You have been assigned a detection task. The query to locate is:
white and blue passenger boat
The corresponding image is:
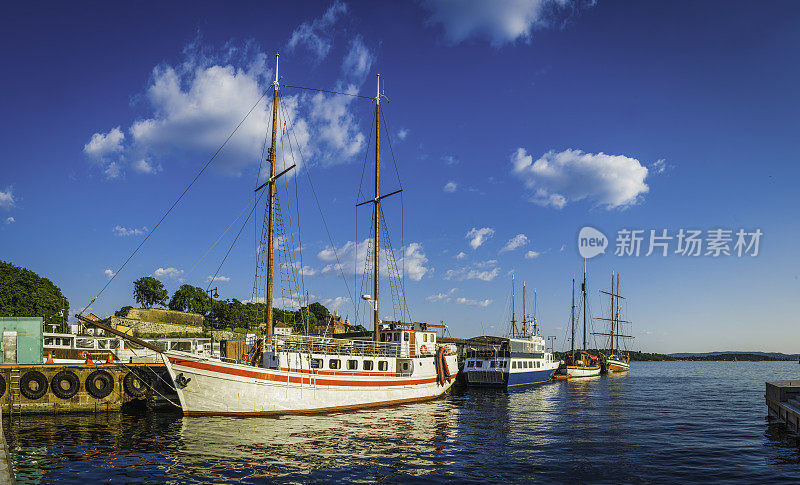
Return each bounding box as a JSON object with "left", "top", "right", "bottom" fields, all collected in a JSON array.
[{"left": 462, "top": 278, "right": 559, "bottom": 387}]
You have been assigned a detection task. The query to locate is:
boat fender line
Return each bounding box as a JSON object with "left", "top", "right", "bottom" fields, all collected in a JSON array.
[
  {"left": 85, "top": 369, "right": 114, "bottom": 399},
  {"left": 20, "top": 370, "right": 49, "bottom": 400},
  {"left": 0, "top": 374, "right": 6, "bottom": 398},
  {"left": 440, "top": 347, "right": 452, "bottom": 383},
  {"left": 50, "top": 370, "right": 80, "bottom": 399},
  {"left": 123, "top": 371, "right": 147, "bottom": 398},
  {"left": 420, "top": 345, "right": 428, "bottom": 355}
]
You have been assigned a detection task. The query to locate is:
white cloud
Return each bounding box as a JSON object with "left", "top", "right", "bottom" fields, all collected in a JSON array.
[
  {"left": 104, "top": 162, "right": 122, "bottom": 179},
  {"left": 443, "top": 181, "right": 458, "bottom": 193},
  {"left": 559, "top": 244, "right": 566, "bottom": 252},
  {"left": 318, "top": 239, "right": 430, "bottom": 281},
  {"left": 652, "top": 158, "right": 667, "bottom": 174},
  {"left": 84, "top": 127, "right": 124, "bottom": 160},
  {"left": 525, "top": 250, "right": 540, "bottom": 259},
  {"left": 445, "top": 260, "right": 500, "bottom": 282},
  {"left": 442, "top": 155, "right": 459, "bottom": 166},
  {"left": 341, "top": 36, "right": 374, "bottom": 80},
  {"left": 500, "top": 233, "right": 528, "bottom": 252},
  {"left": 113, "top": 225, "right": 147, "bottom": 237},
  {"left": 282, "top": 261, "right": 318, "bottom": 277},
  {"left": 4, "top": 216, "right": 14, "bottom": 224},
  {"left": 455, "top": 297, "right": 492, "bottom": 307},
  {"left": 397, "top": 128, "right": 409, "bottom": 140},
  {"left": 132, "top": 159, "right": 159, "bottom": 174},
  {"left": 466, "top": 227, "right": 495, "bottom": 250},
  {"left": 426, "top": 288, "right": 457, "bottom": 303},
  {"left": 511, "top": 148, "right": 650, "bottom": 209},
  {"left": 421, "top": 0, "right": 583, "bottom": 47},
  {"left": 322, "top": 296, "right": 350, "bottom": 311},
  {"left": 455, "top": 251, "right": 467, "bottom": 260},
  {"left": 104, "top": 269, "right": 115, "bottom": 280},
  {"left": 152, "top": 267, "right": 183, "bottom": 279},
  {"left": 0, "top": 187, "right": 13, "bottom": 209},
  {"left": 287, "top": 0, "right": 348, "bottom": 61},
  {"left": 207, "top": 275, "right": 231, "bottom": 283}
]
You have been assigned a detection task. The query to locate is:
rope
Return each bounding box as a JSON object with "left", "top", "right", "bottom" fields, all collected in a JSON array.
[
  {"left": 281, "top": 83, "right": 373, "bottom": 99},
  {"left": 78, "top": 85, "right": 272, "bottom": 317}
]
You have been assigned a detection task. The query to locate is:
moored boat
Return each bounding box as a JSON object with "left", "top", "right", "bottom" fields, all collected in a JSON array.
[
  {"left": 595, "top": 272, "right": 633, "bottom": 373},
  {"left": 557, "top": 260, "right": 601, "bottom": 378}
]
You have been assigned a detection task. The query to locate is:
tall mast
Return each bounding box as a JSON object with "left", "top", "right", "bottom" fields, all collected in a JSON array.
[
  {"left": 571, "top": 278, "right": 575, "bottom": 357},
  {"left": 522, "top": 281, "right": 526, "bottom": 336},
  {"left": 533, "top": 290, "right": 538, "bottom": 336},
  {"left": 610, "top": 272, "right": 615, "bottom": 354},
  {"left": 265, "top": 53, "right": 280, "bottom": 343},
  {"left": 616, "top": 272, "right": 620, "bottom": 353},
  {"left": 511, "top": 276, "right": 517, "bottom": 337},
  {"left": 372, "top": 73, "right": 381, "bottom": 342},
  {"left": 582, "top": 258, "right": 587, "bottom": 351}
]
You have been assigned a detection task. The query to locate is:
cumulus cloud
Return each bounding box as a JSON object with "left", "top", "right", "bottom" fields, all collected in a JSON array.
[
  {"left": 445, "top": 260, "right": 500, "bottom": 282},
  {"left": 525, "top": 250, "right": 540, "bottom": 259},
  {"left": 318, "top": 239, "right": 430, "bottom": 281},
  {"left": 466, "top": 227, "right": 495, "bottom": 250},
  {"left": 420, "top": 0, "right": 586, "bottom": 47},
  {"left": 443, "top": 181, "right": 458, "bottom": 193},
  {"left": 500, "top": 233, "right": 528, "bottom": 252},
  {"left": 5, "top": 217, "right": 14, "bottom": 225},
  {"left": 85, "top": 12, "right": 372, "bottom": 178},
  {"left": 0, "top": 187, "right": 13, "bottom": 209},
  {"left": 207, "top": 275, "right": 231, "bottom": 283},
  {"left": 397, "top": 128, "right": 409, "bottom": 140},
  {"left": 426, "top": 288, "right": 457, "bottom": 303},
  {"left": 152, "top": 267, "right": 183, "bottom": 279},
  {"left": 84, "top": 127, "right": 124, "bottom": 160},
  {"left": 113, "top": 225, "right": 147, "bottom": 237},
  {"left": 511, "top": 148, "right": 650, "bottom": 209},
  {"left": 104, "top": 269, "right": 115, "bottom": 280},
  {"left": 652, "top": 158, "right": 667, "bottom": 174},
  {"left": 455, "top": 251, "right": 467, "bottom": 260},
  {"left": 455, "top": 297, "right": 492, "bottom": 307},
  {"left": 282, "top": 261, "right": 318, "bottom": 277},
  {"left": 287, "top": 0, "right": 348, "bottom": 61},
  {"left": 322, "top": 296, "right": 350, "bottom": 311}
]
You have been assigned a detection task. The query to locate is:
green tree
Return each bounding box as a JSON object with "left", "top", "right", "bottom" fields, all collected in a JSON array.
[
  {"left": 169, "top": 285, "right": 212, "bottom": 315},
  {"left": 0, "top": 260, "right": 70, "bottom": 331},
  {"left": 309, "top": 302, "right": 331, "bottom": 322},
  {"left": 132, "top": 276, "right": 168, "bottom": 309},
  {"left": 115, "top": 306, "right": 133, "bottom": 317}
]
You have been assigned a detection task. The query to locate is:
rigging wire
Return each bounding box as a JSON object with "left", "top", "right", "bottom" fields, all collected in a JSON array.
[
  {"left": 78, "top": 86, "right": 272, "bottom": 316},
  {"left": 281, "top": 83, "right": 373, "bottom": 99}
]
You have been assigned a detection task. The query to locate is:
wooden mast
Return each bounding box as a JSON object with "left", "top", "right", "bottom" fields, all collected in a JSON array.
[
  {"left": 611, "top": 272, "right": 615, "bottom": 355},
  {"left": 582, "top": 258, "right": 587, "bottom": 351},
  {"left": 571, "top": 278, "right": 575, "bottom": 358},
  {"left": 372, "top": 74, "right": 381, "bottom": 342},
  {"left": 616, "top": 272, "right": 620, "bottom": 354},
  {"left": 511, "top": 275, "right": 517, "bottom": 338},
  {"left": 265, "top": 53, "right": 280, "bottom": 343},
  {"left": 522, "top": 281, "right": 526, "bottom": 336},
  {"left": 533, "top": 289, "right": 538, "bottom": 336},
  {"left": 305, "top": 289, "right": 310, "bottom": 336}
]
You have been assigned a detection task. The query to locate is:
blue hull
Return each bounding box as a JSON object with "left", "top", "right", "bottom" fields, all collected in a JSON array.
[{"left": 463, "top": 367, "right": 557, "bottom": 388}]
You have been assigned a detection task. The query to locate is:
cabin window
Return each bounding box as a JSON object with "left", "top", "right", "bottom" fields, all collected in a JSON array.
[
  {"left": 363, "top": 360, "right": 374, "bottom": 371},
  {"left": 423, "top": 334, "right": 427, "bottom": 342},
  {"left": 347, "top": 360, "right": 358, "bottom": 370},
  {"left": 467, "top": 361, "right": 475, "bottom": 368},
  {"left": 512, "top": 361, "right": 517, "bottom": 369},
  {"left": 310, "top": 359, "right": 323, "bottom": 369},
  {"left": 475, "top": 361, "right": 483, "bottom": 368},
  {"left": 329, "top": 359, "right": 340, "bottom": 370},
  {"left": 490, "top": 361, "right": 497, "bottom": 368},
  {"left": 402, "top": 362, "right": 409, "bottom": 371},
  {"left": 378, "top": 361, "right": 388, "bottom": 371},
  {"left": 395, "top": 333, "right": 400, "bottom": 342},
  {"left": 404, "top": 332, "right": 410, "bottom": 342}
]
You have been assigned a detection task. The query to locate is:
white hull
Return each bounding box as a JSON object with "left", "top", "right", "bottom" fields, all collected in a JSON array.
[
  {"left": 163, "top": 351, "right": 457, "bottom": 415},
  {"left": 557, "top": 365, "right": 601, "bottom": 378}
]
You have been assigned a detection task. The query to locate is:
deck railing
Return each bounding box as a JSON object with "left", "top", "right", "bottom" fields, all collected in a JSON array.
[{"left": 269, "top": 334, "right": 400, "bottom": 358}]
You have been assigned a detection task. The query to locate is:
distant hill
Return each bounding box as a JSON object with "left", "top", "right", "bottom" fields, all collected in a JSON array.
[{"left": 668, "top": 351, "right": 798, "bottom": 361}]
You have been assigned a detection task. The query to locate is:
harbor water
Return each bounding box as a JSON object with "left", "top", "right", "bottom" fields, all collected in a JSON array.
[{"left": 6, "top": 361, "right": 800, "bottom": 483}]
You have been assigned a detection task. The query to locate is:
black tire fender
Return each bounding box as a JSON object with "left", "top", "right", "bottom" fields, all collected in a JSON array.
[
  {"left": 0, "top": 374, "right": 6, "bottom": 398},
  {"left": 50, "top": 370, "right": 80, "bottom": 399},
  {"left": 123, "top": 371, "right": 146, "bottom": 398},
  {"left": 85, "top": 369, "right": 114, "bottom": 399},
  {"left": 20, "top": 370, "right": 48, "bottom": 400}
]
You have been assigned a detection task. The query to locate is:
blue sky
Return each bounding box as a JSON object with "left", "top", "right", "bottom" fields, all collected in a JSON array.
[{"left": 1, "top": 1, "right": 798, "bottom": 353}]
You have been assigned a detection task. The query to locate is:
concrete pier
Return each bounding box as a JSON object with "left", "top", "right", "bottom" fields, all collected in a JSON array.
[{"left": 766, "top": 380, "right": 800, "bottom": 432}]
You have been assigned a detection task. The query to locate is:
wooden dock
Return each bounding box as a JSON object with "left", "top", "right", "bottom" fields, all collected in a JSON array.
[{"left": 766, "top": 380, "right": 800, "bottom": 432}]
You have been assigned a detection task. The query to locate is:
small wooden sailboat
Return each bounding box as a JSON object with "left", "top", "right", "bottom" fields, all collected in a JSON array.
[
  {"left": 557, "top": 260, "right": 601, "bottom": 378},
  {"left": 595, "top": 273, "right": 633, "bottom": 372},
  {"left": 463, "top": 276, "right": 559, "bottom": 387}
]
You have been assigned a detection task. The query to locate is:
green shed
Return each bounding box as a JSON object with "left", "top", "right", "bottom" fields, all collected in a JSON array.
[{"left": 0, "top": 317, "right": 44, "bottom": 364}]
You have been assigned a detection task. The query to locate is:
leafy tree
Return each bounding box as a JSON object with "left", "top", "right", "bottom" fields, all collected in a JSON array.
[
  {"left": 0, "top": 260, "right": 69, "bottom": 331},
  {"left": 115, "top": 306, "right": 133, "bottom": 317},
  {"left": 169, "top": 285, "right": 212, "bottom": 315},
  {"left": 132, "top": 276, "right": 168, "bottom": 309},
  {"left": 309, "top": 302, "right": 331, "bottom": 322}
]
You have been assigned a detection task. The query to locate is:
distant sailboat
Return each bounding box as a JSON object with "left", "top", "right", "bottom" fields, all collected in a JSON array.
[
  {"left": 557, "top": 260, "right": 601, "bottom": 378},
  {"left": 595, "top": 272, "right": 633, "bottom": 373}
]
